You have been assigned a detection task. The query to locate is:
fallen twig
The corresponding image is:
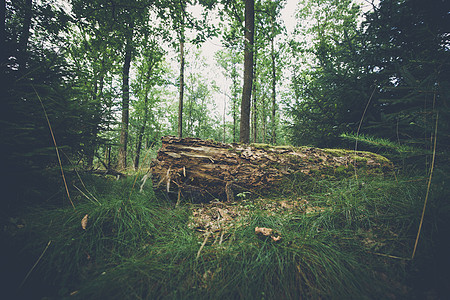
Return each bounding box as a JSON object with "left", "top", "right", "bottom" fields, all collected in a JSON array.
[
  {"left": 20, "top": 241, "right": 52, "bottom": 288},
  {"left": 196, "top": 231, "right": 211, "bottom": 260}
]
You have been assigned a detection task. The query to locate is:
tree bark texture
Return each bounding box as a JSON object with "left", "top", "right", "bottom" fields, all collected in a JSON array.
[
  {"left": 232, "top": 68, "right": 238, "bottom": 143},
  {"left": 134, "top": 96, "right": 148, "bottom": 170},
  {"left": 240, "top": 0, "right": 255, "bottom": 144},
  {"left": 178, "top": 25, "right": 185, "bottom": 138},
  {"left": 150, "top": 136, "right": 394, "bottom": 201},
  {"left": 252, "top": 47, "right": 258, "bottom": 143},
  {"left": 271, "top": 38, "right": 276, "bottom": 145},
  {"left": 118, "top": 34, "right": 132, "bottom": 170},
  {"left": 134, "top": 61, "right": 154, "bottom": 170}
]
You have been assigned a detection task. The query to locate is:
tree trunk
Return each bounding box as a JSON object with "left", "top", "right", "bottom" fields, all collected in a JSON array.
[
  {"left": 231, "top": 64, "right": 238, "bottom": 143},
  {"left": 188, "top": 79, "right": 193, "bottom": 136},
  {"left": 239, "top": 0, "right": 255, "bottom": 144},
  {"left": 134, "top": 96, "right": 148, "bottom": 170},
  {"left": 134, "top": 59, "right": 155, "bottom": 170},
  {"left": 262, "top": 95, "right": 267, "bottom": 143},
  {"left": 251, "top": 48, "right": 258, "bottom": 143},
  {"left": 118, "top": 33, "right": 133, "bottom": 170},
  {"left": 178, "top": 30, "right": 185, "bottom": 138},
  {"left": 271, "top": 38, "right": 277, "bottom": 145},
  {"left": 150, "top": 136, "right": 393, "bottom": 201},
  {"left": 223, "top": 93, "right": 226, "bottom": 143}
]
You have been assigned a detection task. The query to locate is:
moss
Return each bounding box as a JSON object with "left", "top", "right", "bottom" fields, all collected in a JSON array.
[
  {"left": 323, "top": 148, "right": 391, "bottom": 164},
  {"left": 251, "top": 143, "right": 271, "bottom": 150},
  {"left": 351, "top": 156, "right": 369, "bottom": 163},
  {"left": 273, "top": 145, "right": 294, "bottom": 150},
  {"left": 335, "top": 165, "right": 347, "bottom": 174},
  {"left": 323, "top": 148, "right": 353, "bottom": 157}
]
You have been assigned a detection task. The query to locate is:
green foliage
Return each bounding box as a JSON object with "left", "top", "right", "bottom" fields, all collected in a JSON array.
[
  {"left": 12, "top": 171, "right": 443, "bottom": 299},
  {"left": 2, "top": 0, "right": 449, "bottom": 298},
  {"left": 340, "top": 133, "right": 433, "bottom": 163},
  {"left": 22, "top": 176, "right": 163, "bottom": 288},
  {"left": 287, "top": 0, "right": 370, "bottom": 147},
  {"left": 286, "top": 0, "right": 449, "bottom": 155}
]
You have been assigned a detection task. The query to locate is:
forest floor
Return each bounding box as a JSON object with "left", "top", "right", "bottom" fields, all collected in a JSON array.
[{"left": 2, "top": 167, "right": 448, "bottom": 300}]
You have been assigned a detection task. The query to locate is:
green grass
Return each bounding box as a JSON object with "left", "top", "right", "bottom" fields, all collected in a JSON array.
[{"left": 11, "top": 171, "right": 442, "bottom": 299}]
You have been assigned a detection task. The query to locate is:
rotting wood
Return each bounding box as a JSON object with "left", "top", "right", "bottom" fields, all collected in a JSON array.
[{"left": 150, "top": 136, "right": 394, "bottom": 201}]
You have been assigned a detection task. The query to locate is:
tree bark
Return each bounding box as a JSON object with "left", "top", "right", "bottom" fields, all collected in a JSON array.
[
  {"left": 134, "top": 60, "right": 154, "bottom": 170},
  {"left": 118, "top": 32, "right": 133, "bottom": 170},
  {"left": 251, "top": 48, "right": 258, "bottom": 143},
  {"left": 134, "top": 96, "right": 148, "bottom": 170},
  {"left": 232, "top": 65, "right": 238, "bottom": 143},
  {"left": 177, "top": 17, "right": 185, "bottom": 138},
  {"left": 223, "top": 93, "right": 226, "bottom": 143},
  {"left": 150, "top": 136, "right": 394, "bottom": 201},
  {"left": 271, "top": 38, "right": 277, "bottom": 145},
  {"left": 239, "top": 0, "right": 255, "bottom": 144}
]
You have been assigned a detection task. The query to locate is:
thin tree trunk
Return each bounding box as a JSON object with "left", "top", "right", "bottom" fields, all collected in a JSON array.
[
  {"left": 86, "top": 79, "right": 98, "bottom": 169},
  {"left": 88, "top": 73, "right": 104, "bottom": 169},
  {"left": 118, "top": 33, "right": 133, "bottom": 170},
  {"left": 223, "top": 93, "right": 226, "bottom": 143},
  {"left": 271, "top": 38, "right": 276, "bottom": 145},
  {"left": 263, "top": 96, "right": 267, "bottom": 143},
  {"left": 231, "top": 68, "right": 238, "bottom": 143},
  {"left": 135, "top": 60, "right": 155, "bottom": 169},
  {"left": 188, "top": 82, "right": 193, "bottom": 136},
  {"left": 239, "top": 0, "right": 254, "bottom": 144},
  {"left": 251, "top": 48, "right": 258, "bottom": 143},
  {"left": 134, "top": 94, "right": 148, "bottom": 170},
  {"left": 106, "top": 145, "right": 111, "bottom": 169},
  {"left": 178, "top": 31, "right": 185, "bottom": 138}
]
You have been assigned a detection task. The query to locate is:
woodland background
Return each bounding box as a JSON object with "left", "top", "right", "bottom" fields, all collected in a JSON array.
[{"left": 1, "top": 0, "right": 449, "bottom": 299}]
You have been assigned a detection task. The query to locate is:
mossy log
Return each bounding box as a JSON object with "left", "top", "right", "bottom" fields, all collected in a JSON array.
[{"left": 150, "top": 136, "right": 393, "bottom": 200}]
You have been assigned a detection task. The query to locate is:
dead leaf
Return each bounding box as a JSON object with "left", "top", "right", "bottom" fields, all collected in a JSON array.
[
  {"left": 255, "top": 227, "right": 273, "bottom": 236},
  {"left": 81, "top": 214, "right": 88, "bottom": 230},
  {"left": 271, "top": 235, "right": 282, "bottom": 242}
]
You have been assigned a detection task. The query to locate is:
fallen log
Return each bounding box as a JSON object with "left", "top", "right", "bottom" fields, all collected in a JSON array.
[{"left": 150, "top": 136, "right": 393, "bottom": 201}]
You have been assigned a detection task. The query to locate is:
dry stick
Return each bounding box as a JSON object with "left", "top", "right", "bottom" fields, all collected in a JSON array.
[
  {"left": 176, "top": 189, "right": 182, "bottom": 207},
  {"left": 196, "top": 231, "right": 212, "bottom": 260},
  {"left": 33, "top": 85, "right": 75, "bottom": 209},
  {"left": 369, "top": 251, "right": 411, "bottom": 261},
  {"left": 73, "top": 184, "right": 98, "bottom": 205},
  {"left": 412, "top": 112, "right": 438, "bottom": 260},
  {"left": 219, "top": 230, "right": 225, "bottom": 245},
  {"left": 61, "top": 149, "right": 100, "bottom": 205},
  {"left": 19, "top": 241, "right": 52, "bottom": 288},
  {"left": 354, "top": 86, "right": 377, "bottom": 179}
]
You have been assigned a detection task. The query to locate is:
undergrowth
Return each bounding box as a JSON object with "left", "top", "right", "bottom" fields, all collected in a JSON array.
[{"left": 7, "top": 170, "right": 446, "bottom": 299}]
